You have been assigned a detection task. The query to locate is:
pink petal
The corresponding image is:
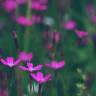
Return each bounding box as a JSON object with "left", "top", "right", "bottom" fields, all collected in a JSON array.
[
  {"left": 14, "top": 58, "right": 21, "bottom": 65},
  {"left": 64, "top": 20, "right": 76, "bottom": 30},
  {"left": 45, "top": 64, "right": 51, "bottom": 68},
  {"left": 19, "top": 51, "right": 33, "bottom": 61},
  {"left": 33, "top": 64, "right": 43, "bottom": 70},
  {"left": 31, "top": 73, "right": 38, "bottom": 81},
  {"left": 75, "top": 30, "right": 88, "bottom": 38},
  {"left": 3, "top": 0, "right": 16, "bottom": 12},
  {"left": 39, "top": 0, "right": 48, "bottom": 4},
  {"left": 27, "top": 53, "right": 33, "bottom": 60},
  {"left": 44, "top": 74, "right": 52, "bottom": 82},
  {"left": 58, "top": 60, "right": 65, "bottom": 68},
  {"left": 54, "top": 32, "right": 61, "bottom": 43},
  {"left": 19, "top": 66, "right": 28, "bottom": 71},
  {"left": 27, "top": 63, "right": 33, "bottom": 69},
  {"left": 16, "top": 0, "right": 26, "bottom": 5},
  {"left": 6, "top": 57, "right": 14, "bottom": 63},
  {"left": 32, "top": 3, "right": 47, "bottom": 11},
  {"left": 16, "top": 16, "right": 32, "bottom": 26},
  {"left": 37, "top": 72, "right": 43, "bottom": 79},
  {"left": 0, "top": 58, "right": 7, "bottom": 65}
]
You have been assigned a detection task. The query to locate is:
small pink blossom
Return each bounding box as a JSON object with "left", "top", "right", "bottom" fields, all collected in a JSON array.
[
  {"left": 86, "top": 4, "right": 94, "bottom": 15},
  {"left": 19, "top": 62, "right": 43, "bottom": 72},
  {"left": 64, "top": 20, "right": 76, "bottom": 30},
  {"left": 90, "top": 15, "right": 96, "bottom": 23},
  {"left": 19, "top": 51, "right": 33, "bottom": 62},
  {"left": 52, "top": 32, "right": 61, "bottom": 43},
  {"left": 75, "top": 30, "right": 88, "bottom": 38},
  {"left": 32, "top": 0, "right": 48, "bottom": 4},
  {"left": 16, "top": 16, "right": 33, "bottom": 26},
  {"left": 31, "top": 72, "right": 51, "bottom": 84},
  {"left": 0, "top": 89, "right": 8, "bottom": 96},
  {"left": 0, "top": 57, "right": 21, "bottom": 68},
  {"left": 3, "top": 0, "right": 16, "bottom": 12},
  {"left": 32, "top": 2, "right": 47, "bottom": 11},
  {"left": 32, "top": 14, "right": 42, "bottom": 23},
  {"left": 38, "top": 0, "right": 48, "bottom": 4},
  {"left": 46, "top": 60, "right": 65, "bottom": 70},
  {"left": 16, "top": 0, "right": 26, "bottom": 5}
]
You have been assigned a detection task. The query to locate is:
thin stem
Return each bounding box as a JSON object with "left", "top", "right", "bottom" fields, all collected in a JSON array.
[
  {"left": 12, "top": 31, "right": 20, "bottom": 53},
  {"left": 29, "top": 74, "right": 32, "bottom": 96},
  {"left": 38, "top": 84, "right": 42, "bottom": 96},
  {"left": 24, "top": 0, "right": 32, "bottom": 52}
]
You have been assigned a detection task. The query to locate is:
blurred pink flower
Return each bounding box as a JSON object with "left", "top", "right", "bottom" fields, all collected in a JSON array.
[
  {"left": 32, "top": 2, "right": 47, "bottom": 11},
  {"left": 39, "top": 0, "right": 48, "bottom": 4},
  {"left": 32, "top": 14, "right": 42, "bottom": 23},
  {"left": 3, "top": 0, "right": 16, "bottom": 12},
  {"left": 16, "top": 0, "right": 26, "bottom": 5},
  {"left": 64, "top": 20, "right": 76, "bottom": 30},
  {"left": 91, "top": 15, "right": 96, "bottom": 23},
  {"left": 0, "top": 89, "right": 8, "bottom": 96},
  {"left": 31, "top": 72, "right": 51, "bottom": 83},
  {"left": 53, "top": 32, "right": 61, "bottom": 43},
  {"left": 86, "top": 4, "right": 94, "bottom": 15},
  {"left": 75, "top": 30, "right": 88, "bottom": 38},
  {"left": 46, "top": 60, "right": 65, "bottom": 70},
  {"left": 32, "top": 0, "right": 48, "bottom": 4},
  {"left": 0, "top": 57, "right": 21, "bottom": 68},
  {"left": 19, "top": 62, "right": 43, "bottom": 72},
  {"left": 16, "top": 16, "right": 33, "bottom": 26},
  {"left": 19, "top": 51, "right": 33, "bottom": 62}
]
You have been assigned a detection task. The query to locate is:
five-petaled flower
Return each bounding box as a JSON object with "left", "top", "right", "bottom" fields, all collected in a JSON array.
[
  {"left": 0, "top": 57, "right": 21, "bottom": 68},
  {"left": 31, "top": 72, "right": 51, "bottom": 84},
  {"left": 19, "top": 62, "right": 43, "bottom": 72}
]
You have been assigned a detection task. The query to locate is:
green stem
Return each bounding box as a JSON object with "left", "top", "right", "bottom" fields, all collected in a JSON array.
[
  {"left": 29, "top": 74, "right": 32, "bottom": 96},
  {"left": 24, "top": 0, "right": 32, "bottom": 52},
  {"left": 38, "top": 84, "right": 42, "bottom": 96}
]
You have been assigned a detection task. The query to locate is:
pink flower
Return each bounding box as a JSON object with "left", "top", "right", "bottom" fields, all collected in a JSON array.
[
  {"left": 19, "top": 51, "right": 33, "bottom": 62},
  {"left": 46, "top": 60, "right": 65, "bottom": 70},
  {"left": 3, "top": 0, "right": 16, "bottom": 12},
  {"left": 31, "top": 72, "right": 51, "bottom": 83},
  {"left": 38, "top": 0, "right": 48, "bottom": 4},
  {"left": 75, "top": 30, "right": 88, "bottom": 38},
  {"left": 90, "top": 15, "right": 96, "bottom": 23},
  {"left": 0, "top": 57, "right": 21, "bottom": 68},
  {"left": 32, "top": 2, "right": 47, "bottom": 11},
  {"left": 32, "top": 14, "right": 42, "bottom": 23},
  {"left": 32, "top": 0, "right": 48, "bottom": 4},
  {"left": 19, "top": 62, "right": 43, "bottom": 72},
  {"left": 53, "top": 32, "right": 61, "bottom": 43},
  {"left": 16, "top": 0, "right": 26, "bottom": 5},
  {"left": 64, "top": 20, "right": 76, "bottom": 30},
  {"left": 86, "top": 4, "right": 94, "bottom": 15},
  {"left": 16, "top": 16, "right": 33, "bottom": 26},
  {"left": 0, "top": 89, "right": 8, "bottom": 96}
]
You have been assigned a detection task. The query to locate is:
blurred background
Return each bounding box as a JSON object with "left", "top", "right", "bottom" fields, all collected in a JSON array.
[{"left": 0, "top": 0, "right": 96, "bottom": 96}]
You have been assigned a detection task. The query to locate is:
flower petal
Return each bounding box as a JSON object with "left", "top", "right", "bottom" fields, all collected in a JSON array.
[
  {"left": 31, "top": 73, "right": 38, "bottom": 81},
  {"left": 33, "top": 64, "right": 43, "bottom": 71},
  {"left": 44, "top": 74, "right": 52, "bottom": 82},
  {"left": 0, "top": 58, "right": 7, "bottom": 65},
  {"left": 27, "top": 63, "right": 33, "bottom": 69},
  {"left": 19, "top": 66, "right": 28, "bottom": 71},
  {"left": 14, "top": 58, "right": 21, "bottom": 65}
]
